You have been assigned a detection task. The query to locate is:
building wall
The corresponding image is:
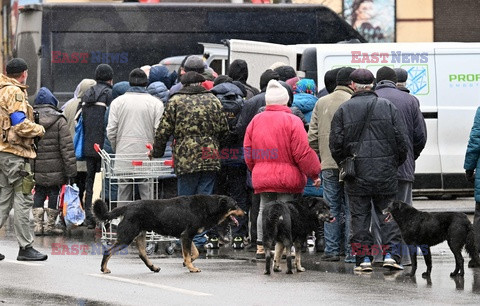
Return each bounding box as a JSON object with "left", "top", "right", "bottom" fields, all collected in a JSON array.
[{"left": 294, "top": 0, "right": 434, "bottom": 42}]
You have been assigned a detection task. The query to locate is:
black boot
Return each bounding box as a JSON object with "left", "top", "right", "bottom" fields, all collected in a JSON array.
[
  {"left": 315, "top": 222, "right": 325, "bottom": 253},
  {"left": 17, "top": 247, "right": 48, "bottom": 261}
]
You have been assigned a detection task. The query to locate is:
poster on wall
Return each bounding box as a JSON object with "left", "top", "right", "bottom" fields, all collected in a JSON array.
[{"left": 343, "top": 0, "right": 396, "bottom": 42}]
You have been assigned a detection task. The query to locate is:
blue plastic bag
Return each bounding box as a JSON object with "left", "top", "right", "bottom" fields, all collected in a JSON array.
[
  {"left": 62, "top": 184, "right": 85, "bottom": 229},
  {"left": 73, "top": 114, "right": 84, "bottom": 160}
]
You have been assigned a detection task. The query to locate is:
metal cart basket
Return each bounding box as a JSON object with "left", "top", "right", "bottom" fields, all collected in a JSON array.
[{"left": 94, "top": 143, "right": 177, "bottom": 255}]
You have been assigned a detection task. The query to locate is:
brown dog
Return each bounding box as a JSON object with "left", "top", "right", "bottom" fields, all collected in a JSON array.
[{"left": 93, "top": 194, "right": 244, "bottom": 273}]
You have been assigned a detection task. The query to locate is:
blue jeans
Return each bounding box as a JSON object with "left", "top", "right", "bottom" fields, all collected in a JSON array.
[
  {"left": 322, "top": 169, "right": 351, "bottom": 256},
  {"left": 177, "top": 171, "right": 216, "bottom": 196},
  {"left": 177, "top": 171, "right": 217, "bottom": 246}
]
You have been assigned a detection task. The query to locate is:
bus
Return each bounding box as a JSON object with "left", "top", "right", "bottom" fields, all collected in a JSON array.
[{"left": 14, "top": 2, "right": 365, "bottom": 103}]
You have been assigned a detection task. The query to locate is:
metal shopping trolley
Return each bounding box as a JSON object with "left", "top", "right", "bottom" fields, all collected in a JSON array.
[{"left": 94, "top": 143, "right": 178, "bottom": 255}]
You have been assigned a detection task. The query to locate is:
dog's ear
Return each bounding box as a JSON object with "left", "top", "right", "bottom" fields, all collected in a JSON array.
[
  {"left": 392, "top": 200, "right": 402, "bottom": 210},
  {"left": 305, "top": 197, "right": 316, "bottom": 208}
]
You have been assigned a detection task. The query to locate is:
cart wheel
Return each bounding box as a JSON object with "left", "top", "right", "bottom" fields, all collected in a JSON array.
[
  {"left": 146, "top": 242, "right": 156, "bottom": 256},
  {"left": 165, "top": 245, "right": 175, "bottom": 255}
]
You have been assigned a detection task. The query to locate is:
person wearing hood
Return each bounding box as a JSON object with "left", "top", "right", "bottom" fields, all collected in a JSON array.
[
  {"left": 227, "top": 59, "right": 259, "bottom": 100},
  {"left": 148, "top": 65, "right": 175, "bottom": 104},
  {"left": 292, "top": 78, "right": 317, "bottom": 123},
  {"left": 211, "top": 79, "right": 249, "bottom": 249},
  {"left": 63, "top": 78, "right": 96, "bottom": 211},
  {"left": 76, "top": 64, "right": 114, "bottom": 229},
  {"left": 107, "top": 69, "right": 164, "bottom": 204},
  {"left": 33, "top": 87, "right": 77, "bottom": 236}
]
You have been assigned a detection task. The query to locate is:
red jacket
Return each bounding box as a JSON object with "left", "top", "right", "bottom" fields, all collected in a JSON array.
[{"left": 244, "top": 105, "right": 321, "bottom": 194}]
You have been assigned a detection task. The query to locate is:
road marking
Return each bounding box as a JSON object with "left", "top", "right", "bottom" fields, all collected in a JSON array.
[
  {"left": 3, "top": 259, "right": 44, "bottom": 266},
  {"left": 88, "top": 274, "right": 212, "bottom": 296}
]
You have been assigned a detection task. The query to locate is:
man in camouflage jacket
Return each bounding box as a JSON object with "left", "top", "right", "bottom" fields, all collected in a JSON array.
[
  {"left": 152, "top": 71, "right": 229, "bottom": 196},
  {"left": 0, "top": 58, "right": 47, "bottom": 261}
]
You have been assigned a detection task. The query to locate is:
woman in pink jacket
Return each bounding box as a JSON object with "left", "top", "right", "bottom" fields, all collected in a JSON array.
[{"left": 244, "top": 79, "right": 321, "bottom": 258}]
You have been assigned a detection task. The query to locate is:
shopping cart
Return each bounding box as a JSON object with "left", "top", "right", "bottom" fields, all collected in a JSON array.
[{"left": 94, "top": 143, "right": 178, "bottom": 255}]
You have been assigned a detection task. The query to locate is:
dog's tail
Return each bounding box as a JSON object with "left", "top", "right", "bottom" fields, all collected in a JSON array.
[
  {"left": 93, "top": 199, "right": 129, "bottom": 222},
  {"left": 465, "top": 226, "right": 480, "bottom": 267}
]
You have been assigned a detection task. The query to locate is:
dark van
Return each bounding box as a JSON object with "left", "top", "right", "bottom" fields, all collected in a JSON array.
[{"left": 15, "top": 3, "right": 364, "bottom": 103}]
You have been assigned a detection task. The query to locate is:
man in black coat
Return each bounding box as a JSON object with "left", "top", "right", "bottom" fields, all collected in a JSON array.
[
  {"left": 329, "top": 68, "right": 408, "bottom": 272},
  {"left": 76, "top": 64, "right": 113, "bottom": 228}
]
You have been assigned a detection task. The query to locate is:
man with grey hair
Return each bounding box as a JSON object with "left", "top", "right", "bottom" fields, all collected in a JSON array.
[{"left": 329, "top": 68, "right": 408, "bottom": 272}]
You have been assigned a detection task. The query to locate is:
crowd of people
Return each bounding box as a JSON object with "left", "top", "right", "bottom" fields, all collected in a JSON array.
[{"left": 0, "top": 54, "right": 478, "bottom": 273}]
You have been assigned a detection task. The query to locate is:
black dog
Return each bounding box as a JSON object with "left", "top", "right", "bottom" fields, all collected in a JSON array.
[
  {"left": 93, "top": 194, "right": 244, "bottom": 274},
  {"left": 383, "top": 200, "right": 480, "bottom": 278},
  {"left": 262, "top": 197, "right": 334, "bottom": 275}
]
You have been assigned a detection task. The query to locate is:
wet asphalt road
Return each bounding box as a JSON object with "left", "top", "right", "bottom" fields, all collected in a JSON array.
[{"left": 1, "top": 197, "right": 479, "bottom": 305}]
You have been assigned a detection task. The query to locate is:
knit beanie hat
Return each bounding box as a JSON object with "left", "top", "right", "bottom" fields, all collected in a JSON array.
[
  {"left": 213, "top": 75, "right": 233, "bottom": 87},
  {"left": 295, "top": 78, "right": 316, "bottom": 95},
  {"left": 274, "top": 65, "right": 297, "bottom": 82},
  {"left": 265, "top": 80, "right": 289, "bottom": 105},
  {"left": 260, "top": 69, "right": 280, "bottom": 91},
  {"left": 129, "top": 68, "right": 148, "bottom": 87},
  {"left": 336, "top": 67, "right": 355, "bottom": 86},
  {"left": 324, "top": 68, "right": 342, "bottom": 93},
  {"left": 350, "top": 68, "right": 374, "bottom": 85},
  {"left": 376, "top": 66, "right": 398, "bottom": 83},
  {"left": 394, "top": 68, "right": 408, "bottom": 83},
  {"left": 95, "top": 64, "right": 113, "bottom": 81},
  {"left": 6, "top": 58, "right": 28, "bottom": 74}
]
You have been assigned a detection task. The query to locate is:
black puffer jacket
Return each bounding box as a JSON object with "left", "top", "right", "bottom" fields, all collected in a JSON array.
[
  {"left": 329, "top": 91, "right": 408, "bottom": 196},
  {"left": 33, "top": 104, "right": 77, "bottom": 186},
  {"left": 78, "top": 82, "right": 113, "bottom": 158}
]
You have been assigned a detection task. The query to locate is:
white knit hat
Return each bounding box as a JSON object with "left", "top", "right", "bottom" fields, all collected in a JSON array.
[{"left": 265, "top": 79, "right": 289, "bottom": 105}]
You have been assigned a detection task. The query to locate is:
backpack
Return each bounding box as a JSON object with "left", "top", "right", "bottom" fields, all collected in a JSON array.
[
  {"left": 217, "top": 91, "right": 244, "bottom": 132},
  {"left": 73, "top": 87, "right": 109, "bottom": 159}
]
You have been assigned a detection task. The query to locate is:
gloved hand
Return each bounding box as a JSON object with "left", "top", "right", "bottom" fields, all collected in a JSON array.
[
  {"left": 465, "top": 170, "right": 475, "bottom": 183},
  {"left": 68, "top": 177, "right": 76, "bottom": 186}
]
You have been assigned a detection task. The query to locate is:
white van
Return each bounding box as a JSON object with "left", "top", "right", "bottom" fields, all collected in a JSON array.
[{"left": 227, "top": 39, "right": 479, "bottom": 198}]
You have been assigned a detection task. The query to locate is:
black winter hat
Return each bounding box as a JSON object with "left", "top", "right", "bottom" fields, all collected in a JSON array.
[
  {"left": 129, "top": 68, "right": 148, "bottom": 87},
  {"left": 273, "top": 65, "right": 297, "bottom": 82},
  {"left": 213, "top": 75, "right": 233, "bottom": 87},
  {"left": 376, "top": 66, "right": 398, "bottom": 83},
  {"left": 6, "top": 58, "right": 28, "bottom": 74},
  {"left": 95, "top": 64, "right": 113, "bottom": 81},
  {"left": 259, "top": 69, "right": 280, "bottom": 91},
  {"left": 350, "top": 68, "right": 374, "bottom": 85},
  {"left": 228, "top": 59, "right": 248, "bottom": 83},
  {"left": 336, "top": 67, "right": 356, "bottom": 86},
  {"left": 181, "top": 71, "right": 205, "bottom": 85},
  {"left": 394, "top": 68, "right": 408, "bottom": 83},
  {"left": 323, "top": 68, "right": 341, "bottom": 94}
]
